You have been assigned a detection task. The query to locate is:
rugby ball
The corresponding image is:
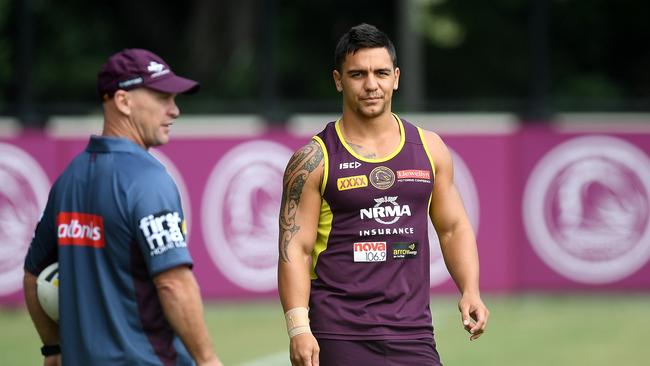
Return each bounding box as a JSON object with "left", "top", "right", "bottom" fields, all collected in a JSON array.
[{"left": 36, "top": 262, "right": 59, "bottom": 322}]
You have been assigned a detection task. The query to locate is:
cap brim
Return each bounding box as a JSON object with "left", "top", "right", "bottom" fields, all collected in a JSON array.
[{"left": 146, "top": 75, "right": 200, "bottom": 95}]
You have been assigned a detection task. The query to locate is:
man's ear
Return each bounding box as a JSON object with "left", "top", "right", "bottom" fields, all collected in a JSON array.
[
  {"left": 113, "top": 90, "right": 131, "bottom": 115},
  {"left": 393, "top": 67, "right": 400, "bottom": 90},
  {"left": 333, "top": 70, "right": 343, "bottom": 92}
]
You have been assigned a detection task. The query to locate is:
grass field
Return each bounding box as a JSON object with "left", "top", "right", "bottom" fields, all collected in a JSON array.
[{"left": 2, "top": 294, "right": 649, "bottom": 365}]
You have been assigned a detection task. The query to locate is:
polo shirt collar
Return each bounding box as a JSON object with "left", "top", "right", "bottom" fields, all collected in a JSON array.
[{"left": 86, "top": 135, "right": 146, "bottom": 153}]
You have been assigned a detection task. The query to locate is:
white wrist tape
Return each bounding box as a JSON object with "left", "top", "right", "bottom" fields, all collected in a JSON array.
[{"left": 285, "top": 307, "right": 311, "bottom": 338}]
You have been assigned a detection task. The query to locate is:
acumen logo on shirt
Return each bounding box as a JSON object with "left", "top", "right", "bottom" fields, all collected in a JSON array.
[{"left": 57, "top": 212, "right": 105, "bottom": 248}]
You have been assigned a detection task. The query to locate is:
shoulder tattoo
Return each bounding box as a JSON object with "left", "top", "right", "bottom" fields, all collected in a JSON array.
[{"left": 279, "top": 140, "right": 323, "bottom": 262}]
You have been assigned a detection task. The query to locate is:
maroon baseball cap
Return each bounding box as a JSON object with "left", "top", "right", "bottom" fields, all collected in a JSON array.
[{"left": 97, "top": 48, "right": 199, "bottom": 100}]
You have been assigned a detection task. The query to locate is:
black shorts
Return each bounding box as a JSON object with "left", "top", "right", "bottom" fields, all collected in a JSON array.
[{"left": 317, "top": 338, "right": 442, "bottom": 366}]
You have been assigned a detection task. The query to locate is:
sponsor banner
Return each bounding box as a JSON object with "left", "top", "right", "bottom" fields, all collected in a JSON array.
[
  {"left": 0, "top": 138, "right": 54, "bottom": 304},
  {"left": 200, "top": 140, "right": 293, "bottom": 293},
  {"left": 3, "top": 123, "right": 650, "bottom": 305},
  {"left": 519, "top": 129, "right": 650, "bottom": 288},
  {"left": 426, "top": 137, "right": 512, "bottom": 291}
]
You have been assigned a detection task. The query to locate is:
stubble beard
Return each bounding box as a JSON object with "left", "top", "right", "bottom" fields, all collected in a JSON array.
[
  {"left": 355, "top": 98, "right": 388, "bottom": 119},
  {"left": 146, "top": 128, "right": 169, "bottom": 149}
]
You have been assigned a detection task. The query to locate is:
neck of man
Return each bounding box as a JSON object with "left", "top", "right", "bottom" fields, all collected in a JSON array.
[
  {"left": 340, "top": 104, "right": 396, "bottom": 139},
  {"left": 339, "top": 108, "right": 400, "bottom": 159},
  {"left": 101, "top": 107, "right": 146, "bottom": 149}
]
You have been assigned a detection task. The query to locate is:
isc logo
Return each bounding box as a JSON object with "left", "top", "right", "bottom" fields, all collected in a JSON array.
[
  {"left": 339, "top": 161, "right": 361, "bottom": 170},
  {"left": 57, "top": 212, "right": 105, "bottom": 248}
]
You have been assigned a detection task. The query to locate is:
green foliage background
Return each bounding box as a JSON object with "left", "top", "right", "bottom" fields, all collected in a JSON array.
[{"left": 1, "top": 0, "right": 649, "bottom": 117}]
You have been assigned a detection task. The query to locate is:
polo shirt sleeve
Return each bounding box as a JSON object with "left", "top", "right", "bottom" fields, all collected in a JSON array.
[
  {"left": 24, "top": 188, "right": 58, "bottom": 275},
  {"left": 131, "top": 169, "right": 193, "bottom": 276}
]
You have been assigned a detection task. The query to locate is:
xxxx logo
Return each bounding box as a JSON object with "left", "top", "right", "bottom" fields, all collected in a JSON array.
[{"left": 337, "top": 175, "right": 368, "bottom": 191}]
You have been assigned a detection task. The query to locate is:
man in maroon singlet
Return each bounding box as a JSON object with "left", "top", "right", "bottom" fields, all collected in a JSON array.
[{"left": 278, "top": 23, "right": 490, "bottom": 366}]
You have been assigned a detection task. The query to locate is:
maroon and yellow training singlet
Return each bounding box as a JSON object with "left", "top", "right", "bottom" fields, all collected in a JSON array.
[{"left": 310, "top": 114, "right": 436, "bottom": 340}]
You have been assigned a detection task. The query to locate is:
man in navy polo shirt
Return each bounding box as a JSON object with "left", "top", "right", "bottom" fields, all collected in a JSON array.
[{"left": 23, "top": 49, "right": 223, "bottom": 366}]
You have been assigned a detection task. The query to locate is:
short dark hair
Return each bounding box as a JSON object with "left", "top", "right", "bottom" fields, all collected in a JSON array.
[{"left": 334, "top": 23, "right": 397, "bottom": 72}]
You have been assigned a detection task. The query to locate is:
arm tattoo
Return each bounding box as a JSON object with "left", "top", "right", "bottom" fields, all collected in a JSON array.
[
  {"left": 346, "top": 141, "right": 376, "bottom": 159},
  {"left": 279, "top": 140, "right": 323, "bottom": 262}
]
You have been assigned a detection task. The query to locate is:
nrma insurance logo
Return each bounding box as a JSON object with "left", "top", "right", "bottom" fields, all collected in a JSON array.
[
  {"left": 523, "top": 136, "right": 650, "bottom": 284},
  {"left": 360, "top": 196, "right": 411, "bottom": 225}
]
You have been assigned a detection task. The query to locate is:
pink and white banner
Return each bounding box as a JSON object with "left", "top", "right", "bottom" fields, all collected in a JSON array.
[
  {"left": 1, "top": 122, "right": 649, "bottom": 304},
  {"left": 518, "top": 128, "right": 650, "bottom": 290}
]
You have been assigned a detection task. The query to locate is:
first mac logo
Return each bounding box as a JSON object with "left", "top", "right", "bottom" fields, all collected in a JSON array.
[{"left": 139, "top": 210, "right": 187, "bottom": 256}]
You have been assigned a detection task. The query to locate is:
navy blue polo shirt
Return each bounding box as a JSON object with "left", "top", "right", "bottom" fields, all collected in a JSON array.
[{"left": 25, "top": 136, "right": 195, "bottom": 366}]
